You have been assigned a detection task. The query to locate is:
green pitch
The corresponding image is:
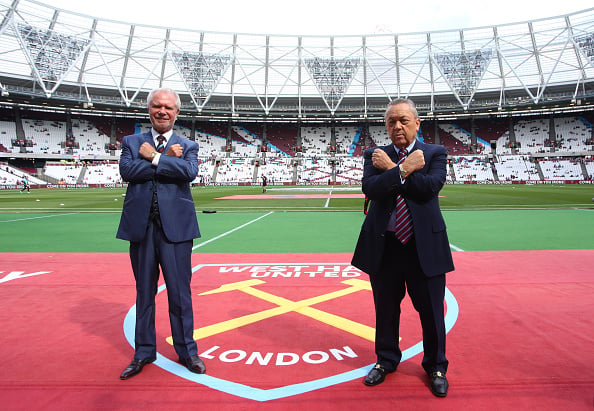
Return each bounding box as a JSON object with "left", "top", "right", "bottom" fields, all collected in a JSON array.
[
  {"left": 0, "top": 184, "right": 593, "bottom": 253},
  {"left": 1, "top": 184, "right": 592, "bottom": 212}
]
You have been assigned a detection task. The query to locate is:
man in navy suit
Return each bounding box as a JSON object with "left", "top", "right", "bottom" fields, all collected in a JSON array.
[
  {"left": 352, "top": 98, "right": 454, "bottom": 397},
  {"left": 117, "top": 88, "right": 205, "bottom": 379}
]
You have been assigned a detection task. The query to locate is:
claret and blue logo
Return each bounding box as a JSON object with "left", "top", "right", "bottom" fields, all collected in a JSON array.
[{"left": 123, "top": 260, "right": 459, "bottom": 401}]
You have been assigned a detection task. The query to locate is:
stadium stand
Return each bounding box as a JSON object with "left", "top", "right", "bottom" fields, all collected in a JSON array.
[
  {"left": 554, "top": 116, "right": 592, "bottom": 153},
  {"left": 83, "top": 161, "right": 122, "bottom": 184},
  {"left": 0, "top": 161, "right": 46, "bottom": 185},
  {"left": 538, "top": 157, "right": 584, "bottom": 181},
  {"left": 194, "top": 158, "right": 215, "bottom": 185},
  {"left": 43, "top": 162, "right": 84, "bottom": 184},
  {"left": 335, "top": 156, "right": 364, "bottom": 184},
  {"left": 256, "top": 157, "right": 294, "bottom": 184},
  {"left": 263, "top": 124, "right": 298, "bottom": 157},
  {"left": 297, "top": 157, "right": 334, "bottom": 184},
  {"left": 493, "top": 155, "right": 540, "bottom": 181},
  {"left": 514, "top": 119, "right": 550, "bottom": 155},
  {"left": 368, "top": 125, "right": 391, "bottom": 147},
  {"left": 215, "top": 158, "right": 255, "bottom": 183},
  {"left": 0, "top": 120, "right": 17, "bottom": 152},
  {"left": 71, "top": 119, "right": 111, "bottom": 156},
  {"left": 451, "top": 156, "right": 495, "bottom": 182},
  {"left": 0, "top": 1, "right": 593, "bottom": 188},
  {"left": 584, "top": 157, "right": 594, "bottom": 180},
  {"left": 22, "top": 119, "right": 66, "bottom": 155},
  {"left": 0, "top": 113, "right": 593, "bottom": 186},
  {"left": 439, "top": 124, "right": 492, "bottom": 155}
]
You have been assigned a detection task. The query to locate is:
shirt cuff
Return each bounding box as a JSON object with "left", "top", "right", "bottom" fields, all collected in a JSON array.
[{"left": 151, "top": 152, "right": 161, "bottom": 166}]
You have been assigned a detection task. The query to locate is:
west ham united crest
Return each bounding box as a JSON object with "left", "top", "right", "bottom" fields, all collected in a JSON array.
[{"left": 123, "top": 259, "right": 458, "bottom": 401}]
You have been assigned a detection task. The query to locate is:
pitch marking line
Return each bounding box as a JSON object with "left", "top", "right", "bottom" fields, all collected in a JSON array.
[
  {"left": 192, "top": 211, "right": 274, "bottom": 251},
  {"left": 324, "top": 189, "right": 332, "bottom": 208},
  {"left": 450, "top": 243, "right": 464, "bottom": 252},
  {"left": 0, "top": 212, "right": 80, "bottom": 223}
]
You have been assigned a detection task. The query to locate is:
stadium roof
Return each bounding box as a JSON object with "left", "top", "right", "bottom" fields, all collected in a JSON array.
[{"left": 0, "top": 0, "right": 593, "bottom": 121}]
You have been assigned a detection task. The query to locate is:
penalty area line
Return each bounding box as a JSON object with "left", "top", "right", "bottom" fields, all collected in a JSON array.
[
  {"left": 192, "top": 211, "right": 274, "bottom": 250},
  {"left": 0, "top": 212, "right": 80, "bottom": 223}
]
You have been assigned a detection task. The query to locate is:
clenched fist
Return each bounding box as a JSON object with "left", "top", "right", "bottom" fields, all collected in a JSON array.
[
  {"left": 371, "top": 149, "right": 397, "bottom": 171},
  {"left": 400, "top": 149, "right": 425, "bottom": 176},
  {"left": 166, "top": 144, "right": 183, "bottom": 158}
]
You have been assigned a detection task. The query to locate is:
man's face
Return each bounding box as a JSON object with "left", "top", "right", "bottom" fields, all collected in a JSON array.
[
  {"left": 385, "top": 103, "right": 420, "bottom": 150},
  {"left": 149, "top": 91, "right": 179, "bottom": 134}
]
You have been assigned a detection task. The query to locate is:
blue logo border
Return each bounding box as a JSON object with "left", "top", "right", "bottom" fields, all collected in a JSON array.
[{"left": 123, "top": 262, "right": 459, "bottom": 401}]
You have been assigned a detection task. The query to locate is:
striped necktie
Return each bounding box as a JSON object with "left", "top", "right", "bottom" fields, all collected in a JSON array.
[
  {"left": 388, "top": 149, "right": 414, "bottom": 244},
  {"left": 156, "top": 135, "right": 166, "bottom": 153}
]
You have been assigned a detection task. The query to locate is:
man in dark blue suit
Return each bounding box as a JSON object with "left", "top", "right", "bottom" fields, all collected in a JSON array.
[
  {"left": 117, "top": 88, "right": 205, "bottom": 379},
  {"left": 352, "top": 98, "right": 454, "bottom": 397}
]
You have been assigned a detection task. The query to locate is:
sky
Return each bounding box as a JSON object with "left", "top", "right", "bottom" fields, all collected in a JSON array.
[{"left": 47, "top": 0, "right": 594, "bottom": 36}]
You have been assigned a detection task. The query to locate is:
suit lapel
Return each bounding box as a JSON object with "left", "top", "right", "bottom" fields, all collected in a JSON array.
[
  {"left": 143, "top": 132, "right": 154, "bottom": 149},
  {"left": 412, "top": 139, "right": 425, "bottom": 153},
  {"left": 168, "top": 133, "right": 180, "bottom": 149}
]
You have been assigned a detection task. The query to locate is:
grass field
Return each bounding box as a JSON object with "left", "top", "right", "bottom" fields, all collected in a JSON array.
[
  {"left": 1, "top": 184, "right": 593, "bottom": 254},
  {"left": 1, "top": 184, "right": 593, "bottom": 212}
]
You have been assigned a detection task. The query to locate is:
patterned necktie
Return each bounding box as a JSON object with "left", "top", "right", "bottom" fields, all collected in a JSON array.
[
  {"left": 388, "top": 149, "right": 414, "bottom": 244},
  {"left": 151, "top": 135, "right": 166, "bottom": 218},
  {"left": 156, "top": 135, "right": 166, "bottom": 153}
]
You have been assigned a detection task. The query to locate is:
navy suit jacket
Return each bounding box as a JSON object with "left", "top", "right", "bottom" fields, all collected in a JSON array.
[
  {"left": 116, "top": 131, "right": 200, "bottom": 243},
  {"left": 351, "top": 140, "right": 454, "bottom": 277}
]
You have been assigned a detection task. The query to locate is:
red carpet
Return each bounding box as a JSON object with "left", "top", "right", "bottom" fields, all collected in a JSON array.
[{"left": 0, "top": 250, "right": 593, "bottom": 410}]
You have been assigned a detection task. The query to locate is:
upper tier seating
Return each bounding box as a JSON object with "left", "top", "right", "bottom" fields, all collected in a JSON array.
[{"left": 22, "top": 119, "right": 66, "bottom": 154}]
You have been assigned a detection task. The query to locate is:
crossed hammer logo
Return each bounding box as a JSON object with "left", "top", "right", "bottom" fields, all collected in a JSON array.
[{"left": 165, "top": 278, "right": 397, "bottom": 345}]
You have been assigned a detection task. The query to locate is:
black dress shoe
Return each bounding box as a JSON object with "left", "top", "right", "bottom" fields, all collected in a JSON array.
[
  {"left": 363, "top": 364, "right": 393, "bottom": 386},
  {"left": 429, "top": 371, "right": 448, "bottom": 397},
  {"left": 181, "top": 355, "right": 206, "bottom": 374},
  {"left": 120, "top": 358, "right": 155, "bottom": 380}
]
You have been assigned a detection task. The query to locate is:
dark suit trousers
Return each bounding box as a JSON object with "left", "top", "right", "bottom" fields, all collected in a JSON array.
[
  {"left": 370, "top": 234, "right": 448, "bottom": 375},
  {"left": 129, "top": 217, "right": 198, "bottom": 361}
]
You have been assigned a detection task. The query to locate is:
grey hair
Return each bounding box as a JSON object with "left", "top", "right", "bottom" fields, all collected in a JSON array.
[
  {"left": 147, "top": 88, "right": 181, "bottom": 111},
  {"left": 384, "top": 98, "right": 419, "bottom": 120}
]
